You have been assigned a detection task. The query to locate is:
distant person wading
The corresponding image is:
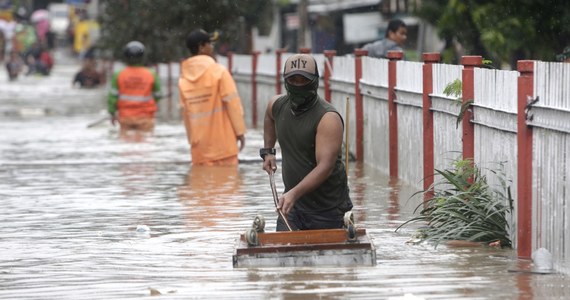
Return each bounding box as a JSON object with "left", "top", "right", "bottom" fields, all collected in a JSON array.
[
  {"left": 178, "top": 29, "right": 246, "bottom": 166},
  {"left": 107, "top": 41, "right": 162, "bottom": 132}
]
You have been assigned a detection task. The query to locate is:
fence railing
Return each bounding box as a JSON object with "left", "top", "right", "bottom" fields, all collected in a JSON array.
[{"left": 126, "top": 49, "right": 570, "bottom": 274}]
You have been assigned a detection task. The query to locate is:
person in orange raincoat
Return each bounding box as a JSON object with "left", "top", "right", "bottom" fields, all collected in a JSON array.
[
  {"left": 108, "top": 41, "right": 162, "bottom": 132},
  {"left": 178, "top": 29, "right": 246, "bottom": 166}
]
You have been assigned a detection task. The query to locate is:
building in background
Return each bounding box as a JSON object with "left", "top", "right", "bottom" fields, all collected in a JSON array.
[
  {"left": 47, "top": 2, "right": 69, "bottom": 39},
  {"left": 253, "top": 0, "right": 442, "bottom": 60}
]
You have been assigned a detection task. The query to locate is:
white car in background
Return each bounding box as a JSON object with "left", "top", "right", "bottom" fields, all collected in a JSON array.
[{"left": 48, "top": 3, "right": 70, "bottom": 38}]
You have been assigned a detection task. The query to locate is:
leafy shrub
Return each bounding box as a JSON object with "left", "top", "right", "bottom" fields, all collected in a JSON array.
[{"left": 397, "top": 158, "right": 513, "bottom": 248}]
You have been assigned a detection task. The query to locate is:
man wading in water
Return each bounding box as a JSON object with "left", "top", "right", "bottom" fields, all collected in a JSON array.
[{"left": 261, "top": 53, "right": 352, "bottom": 231}]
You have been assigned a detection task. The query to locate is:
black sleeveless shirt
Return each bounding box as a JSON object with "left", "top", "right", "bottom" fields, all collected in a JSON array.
[{"left": 272, "top": 95, "right": 352, "bottom": 212}]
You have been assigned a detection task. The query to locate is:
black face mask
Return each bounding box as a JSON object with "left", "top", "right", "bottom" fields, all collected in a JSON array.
[{"left": 285, "top": 77, "right": 319, "bottom": 114}]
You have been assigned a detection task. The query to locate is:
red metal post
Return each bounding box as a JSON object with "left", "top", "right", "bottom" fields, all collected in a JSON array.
[
  {"left": 422, "top": 52, "right": 440, "bottom": 202},
  {"left": 252, "top": 51, "right": 260, "bottom": 127},
  {"left": 299, "top": 47, "right": 311, "bottom": 54},
  {"left": 387, "top": 50, "right": 403, "bottom": 178},
  {"left": 354, "top": 49, "right": 367, "bottom": 161},
  {"left": 517, "top": 60, "right": 534, "bottom": 259},
  {"left": 276, "top": 48, "right": 286, "bottom": 94},
  {"left": 323, "top": 50, "right": 336, "bottom": 103},
  {"left": 460, "top": 56, "right": 482, "bottom": 162},
  {"left": 227, "top": 51, "right": 233, "bottom": 74}
]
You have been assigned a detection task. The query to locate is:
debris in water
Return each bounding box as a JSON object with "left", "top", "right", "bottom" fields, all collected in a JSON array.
[{"left": 136, "top": 225, "right": 150, "bottom": 232}]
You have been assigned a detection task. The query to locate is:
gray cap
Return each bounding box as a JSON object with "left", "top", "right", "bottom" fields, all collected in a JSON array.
[{"left": 283, "top": 54, "right": 319, "bottom": 80}]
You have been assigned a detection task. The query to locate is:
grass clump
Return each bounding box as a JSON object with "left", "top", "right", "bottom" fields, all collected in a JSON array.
[{"left": 397, "top": 158, "right": 513, "bottom": 248}]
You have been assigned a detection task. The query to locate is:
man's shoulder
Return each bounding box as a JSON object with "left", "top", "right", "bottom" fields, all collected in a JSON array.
[
  {"left": 212, "top": 61, "right": 229, "bottom": 72},
  {"left": 362, "top": 39, "right": 387, "bottom": 57},
  {"left": 363, "top": 38, "right": 403, "bottom": 58},
  {"left": 384, "top": 39, "right": 402, "bottom": 52},
  {"left": 272, "top": 94, "right": 287, "bottom": 105},
  {"left": 193, "top": 56, "right": 228, "bottom": 72},
  {"left": 364, "top": 39, "right": 387, "bottom": 49},
  {"left": 272, "top": 94, "right": 288, "bottom": 112},
  {"left": 212, "top": 62, "right": 234, "bottom": 81},
  {"left": 187, "top": 55, "right": 218, "bottom": 65}
]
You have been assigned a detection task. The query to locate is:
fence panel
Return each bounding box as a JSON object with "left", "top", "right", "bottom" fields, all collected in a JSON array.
[
  {"left": 473, "top": 68, "right": 519, "bottom": 242},
  {"left": 361, "top": 57, "right": 388, "bottom": 88},
  {"left": 232, "top": 54, "right": 252, "bottom": 74},
  {"left": 360, "top": 57, "right": 389, "bottom": 172},
  {"left": 532, "top": 61, "right": 570, "bottom": 274},
  {"left": 257, "top": 54, "right": 276, "bottom": 76},
  {"left": 329, "top": 56, "right": 356, "bottom": 157},
  {"left": 256, "top": 74, "right": 276, "bottom": 127},
  {"left": 331, "top": 55, "right": 356, "bottom": 84},
  {"left": 431, "top": 63, "right": 463, "bottom": 171},
  {"left": 313, "top": 53, "right": 326, "bottom": 77},
  {"left": 254, "top": 53, "right": 279, "bottom": 128},
  {"left": 232, "top": 55, "right": 254, "bottom": 126},
  {"left": 217, "top": 55, "right": 228, "bottom": 70},
  {"left": 473, "top": 67, "right": 519, "bottom": 188},
  {"left": 395, "top": 60, "right": 424, "bottom": 188}
]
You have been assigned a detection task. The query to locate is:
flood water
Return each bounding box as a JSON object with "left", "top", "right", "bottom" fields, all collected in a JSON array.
[{"left": 1, "top": 53, "right": 568, "bottom": 299}]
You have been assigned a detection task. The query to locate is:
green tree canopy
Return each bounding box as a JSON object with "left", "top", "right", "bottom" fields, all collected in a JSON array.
[
  {"left": 416, "top": 0, "right": 570, "bottom": 67},
  {"left": 97, "top": 0, "right": 272, "bottom": 64}
]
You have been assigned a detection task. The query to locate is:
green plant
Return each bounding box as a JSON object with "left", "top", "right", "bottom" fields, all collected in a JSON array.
[
  {"left": 443, "top": 79, "right": 473, "bottom": 129},
  {"left": 443, "top": 58, "right": 495, "bottom": 128},
  {"left": 396, "top": 158, "right": 514, "bottom": 248}
]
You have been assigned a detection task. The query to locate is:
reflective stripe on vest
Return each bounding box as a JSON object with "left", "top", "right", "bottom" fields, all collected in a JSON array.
[{"left": 119, "top": 94, "right": 154, "bottom": 102}]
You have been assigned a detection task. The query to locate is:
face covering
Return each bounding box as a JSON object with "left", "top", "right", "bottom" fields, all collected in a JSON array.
[{"left": 285, "top": 77, "right": 319, "bottom": 114}]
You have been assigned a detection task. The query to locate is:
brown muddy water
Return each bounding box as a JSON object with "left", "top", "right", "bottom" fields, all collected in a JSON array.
[{"left": 0, "top": 60, "right": 568, "bottom": 300}]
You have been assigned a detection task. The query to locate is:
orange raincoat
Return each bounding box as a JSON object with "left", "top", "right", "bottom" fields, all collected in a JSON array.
[{"left": 178, "top": 55, "right": 246, "bottom": 164}]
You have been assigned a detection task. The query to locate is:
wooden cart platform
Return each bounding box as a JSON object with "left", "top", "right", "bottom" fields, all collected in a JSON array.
[{"left": 232, "top": 227, "right": 377, "bottom": 268}]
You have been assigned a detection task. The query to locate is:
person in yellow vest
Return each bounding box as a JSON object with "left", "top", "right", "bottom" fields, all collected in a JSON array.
[
  {"left": 108, "top": 41, "right": 162, "bottom": 132},
  {"left": 178, "top": 29, "right": 246, "bottom": 166}
]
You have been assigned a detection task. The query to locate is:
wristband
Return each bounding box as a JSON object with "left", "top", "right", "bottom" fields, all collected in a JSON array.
[{"left": 259, "top": 148, "right": 276, "bottom": 159}]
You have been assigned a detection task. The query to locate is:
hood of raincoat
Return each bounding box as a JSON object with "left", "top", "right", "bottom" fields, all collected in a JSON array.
[{"left": 180, "top": 55, "right": 217, "bottom": 82}]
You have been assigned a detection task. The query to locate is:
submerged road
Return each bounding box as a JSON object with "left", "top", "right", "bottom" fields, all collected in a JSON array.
[{"left": 0, "top": 49, "right": 568, "bottom": 299}]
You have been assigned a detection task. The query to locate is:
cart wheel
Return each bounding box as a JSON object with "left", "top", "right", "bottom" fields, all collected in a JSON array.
[
  {"left": 245, "top": 228, "right": 259, "bottom": 246},
  {"left": 252, "top": 215, "right": 265, "bottom": 232},
  {"left": 343, "top": 211, "right": 354, "bottom": 227},
  {"left": 346, "top": 224, "right": 357, "bottom": 242}
]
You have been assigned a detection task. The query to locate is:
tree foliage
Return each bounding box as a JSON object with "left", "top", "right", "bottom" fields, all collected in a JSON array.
[
  {"left": 97, "top": 0, "right": 272, "bottom": 64},
  {"left": 416, "top": 0, "right": 570, "bottom": 67}
]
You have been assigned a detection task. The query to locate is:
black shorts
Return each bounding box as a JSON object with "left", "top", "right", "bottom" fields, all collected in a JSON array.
[{"left": 276, "top": 204, "right": 351, "bottom": 231}]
